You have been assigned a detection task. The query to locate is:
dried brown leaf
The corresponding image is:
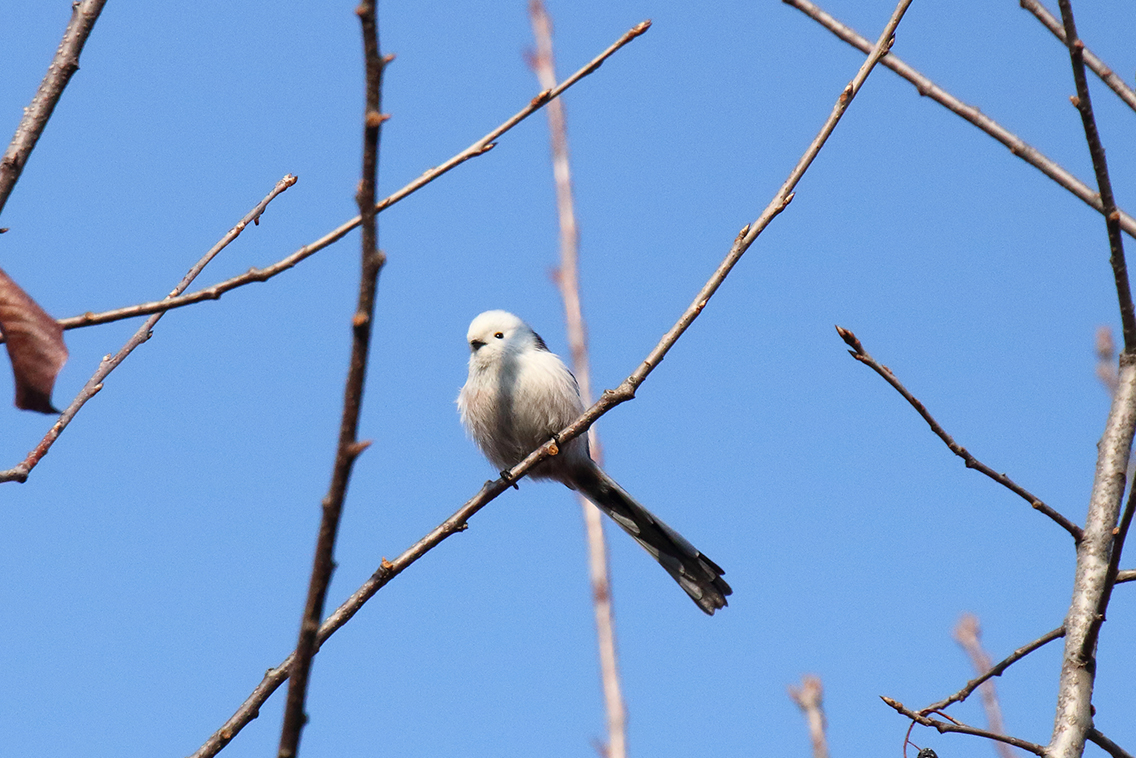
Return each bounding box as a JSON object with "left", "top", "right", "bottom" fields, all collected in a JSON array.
[{"left": 0, "top": 267, "right": 67, "bottom": 413}]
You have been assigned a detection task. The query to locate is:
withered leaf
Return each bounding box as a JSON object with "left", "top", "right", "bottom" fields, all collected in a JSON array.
[{"left": 0, "top": 267, "right": 67, "bottom": 413}]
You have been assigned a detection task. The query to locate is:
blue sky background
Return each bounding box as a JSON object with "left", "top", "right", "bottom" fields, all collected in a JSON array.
[{"left": 2, "top": 1, "right": 1135, "bottom": 756}]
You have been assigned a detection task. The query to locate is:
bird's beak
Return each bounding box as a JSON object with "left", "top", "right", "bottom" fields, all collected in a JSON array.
[{"left": 470, "top": 339, "right": 486, "bottom": 352}]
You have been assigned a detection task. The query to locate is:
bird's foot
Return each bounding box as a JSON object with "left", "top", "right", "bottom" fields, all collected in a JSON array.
[{"left": 500, "top": 470, "right": 520, "bottom": 490}]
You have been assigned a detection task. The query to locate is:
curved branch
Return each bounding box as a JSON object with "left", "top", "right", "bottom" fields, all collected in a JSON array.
[
  {"left": 883, "top": 697, "right": 1047, "bottom": 756},
  {"left": 835, "top": 326, "right": 1083, "bottom": 541},
  {"left": 782, "top": 0, "right": 1136, "bottom": 241}
]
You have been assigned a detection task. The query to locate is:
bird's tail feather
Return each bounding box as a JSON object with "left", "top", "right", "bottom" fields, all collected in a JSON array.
[{"left": 573, "top": 463, "right": 732, "bottom": 615}]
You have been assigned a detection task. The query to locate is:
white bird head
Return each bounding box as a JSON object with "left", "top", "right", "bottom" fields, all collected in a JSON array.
[{"left": 465, "top": 310, "right": 548, "bottom": 362}]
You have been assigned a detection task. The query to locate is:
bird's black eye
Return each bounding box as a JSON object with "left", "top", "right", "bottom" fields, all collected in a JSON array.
[{"left": 494, "top": 332, "right": 504, "bottom": 339}]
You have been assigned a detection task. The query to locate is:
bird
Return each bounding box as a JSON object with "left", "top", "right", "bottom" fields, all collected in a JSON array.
[{"left": 457, "top": 309, "right": 731, "bottom": 615}]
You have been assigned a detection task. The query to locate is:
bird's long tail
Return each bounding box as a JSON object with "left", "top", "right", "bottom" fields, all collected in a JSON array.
[{"left": 571, "top": 463, "right": 732, "bottom": 615}]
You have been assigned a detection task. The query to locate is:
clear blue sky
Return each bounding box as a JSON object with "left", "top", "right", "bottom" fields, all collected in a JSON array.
[{"left": 1, "top": 1, "right": 1134, "bottom": 756}]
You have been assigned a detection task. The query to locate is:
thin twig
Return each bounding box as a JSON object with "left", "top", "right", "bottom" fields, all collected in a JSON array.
[
  {"left": 1116, "top": 568, "right": 1135, "bottom": 584},
  {"left": 1019, "top": 0, "right": 1136, "bottom": 114},
  {"left": 1057, "top": 1, "right": 1135, "bottom": 349},
  {"left": 189, "top": 5, "right": 913, "bottom": 754},
  {"left": 1070, "top": 24, "right": 1135, "bottom": 349},
  {"left": 0, "top": 0, "right": 108, "bottom": 218},
  {"left": 1049, "top": 4, "right": 1136, "bottom": 756},
  {"left": 921, "top": 625, "right": 1064, "bottom": 714},
  {"left": 834, "top": 326, "right": 1082, "bottom": 541},
  {"left": 276, "top": 8, "right": 385, "bottom": 758},
  {"left": 612, "top": 0, "right": 914, "bottom": 411},
  {"left": 0, "top": 175, "right": 297, "bottom": 484},
  {"left": 952, "top": 615, "right": 1017, "bottom": 758},
  {"left": 883, "top": 697, "right": 1046, "bottom": 756},
  {"left": 1087, "top": 728, "right": 1136, "bottom": 758},
  {"left": 4, "top": 19, "right": 654, "bottom": 346},
  {"left": 788, "top": 675, "right": 830, "bottom": 758},
  {"left": 781, "top": 0, "right": 1136, "bottom": 241},
  {"left": 528, "top": 3, "right": 626, "bottom": 757}
]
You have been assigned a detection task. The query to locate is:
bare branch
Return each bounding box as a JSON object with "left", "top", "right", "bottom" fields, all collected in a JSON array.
[
  {"left": 189, "top": 5, "right": 915, "bottom": 752},
  {"left": 1048, "top": 3, "right": 1136, "bottom": 754},
  {"left": 371, "top": 18, "right": 649, "bottom": 226},
  {"left": 1057, "top": 1, "right": 1135, "bottom": 349},
  {"left": 835, "top": 325, "right": 1083, "bottom": 541},
  {"left": 528, "top": 2, "right": 625, "bottom": 756},
  {"left": 952, "top": 615, "right": 1018, "bottom": 758},
  {"left": 1087, "top": 728, "right": 1136, "bottom": 758},
  {"left": 1019, "top": 0, "right": 1136, "bottom": 114},
  {"left": 1090, "top": 442, "right": 1136, "bottom": 624},
  {"left": 1049, "top": 353, "right": 1136, "bottom": 757},
  {"left": 789, "top": 675, "right": 830, "bottom": 758},
  {"left": 1116, "top": 568, "right": 1136, "bottom": 584},
  {"left": 276, "top": 7, "right": 386, "bottom": 758},
  {"left": 883, "top": 697, "right": 1047, "bottom": 756},
  {"left": 619, "top": 0, "right": 914, "bottom": 403},
  {"left": 0, "top": 0, "right": 108, "bottom": 218},
  {"left": 922, "top": 626, "right": 1064, "bottom": 714},
  {"left": 781, "top": 0, "right": 1136, "bottom": 241},
  {"left": 0, "top": 175, "right": 297, "bottom": 484},
  {"left": 8, "top": 19, "right": 654, "bottom": 346},
  {"left": 190, "top": 477, "right": 516, "bottom": 758}
]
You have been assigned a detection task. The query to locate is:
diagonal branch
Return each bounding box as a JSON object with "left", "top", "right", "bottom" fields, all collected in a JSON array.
[
  {"left": 781, "top": 0, "right": 1136, "bottom": 241},
  {"left": 0, "top": 0, "right": 108, "bottom": 218},
  {"left": 952, "top": 615, "right": 1021, "bottom": 758},
  {"left": 1056, "top": 0, "right": 1135, "bottom": 348},
  {"left": 0, "top": 175, "right": 297, "bottom": 484},
  {"left": 190, "top": 475, "right": 516, "bottom": 758},
  {"left": 1019, "top": 0, "right": 1136, "bottom": 115},
  {"left": 188, "top": 4, "right": 915, "bottom": 754},
  {"left": 883, "top": 697, "right": 1046, "bottom": 756},
  {"left": 835, "top": 326, "right": 1083, "bottom": 541},
  {"left": 276, "top": 7, "right": 386, "bottom": 758},
  {"left": 921, "top": 625, "right": 1064, "bottom": 714},
  {"left": 614, "top": 0, "right": 914, "bottom": 401},
  {"left": 3, "top": 19, "right": 654, "bottom": 345},
  {"left": 1087, "top": 729, "right": 1136, "bottom": 758}
]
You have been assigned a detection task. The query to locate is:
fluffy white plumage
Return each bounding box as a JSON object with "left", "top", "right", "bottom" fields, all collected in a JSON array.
[{"left": 457, "top": 310, "right": 731, "bottom": 615}]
